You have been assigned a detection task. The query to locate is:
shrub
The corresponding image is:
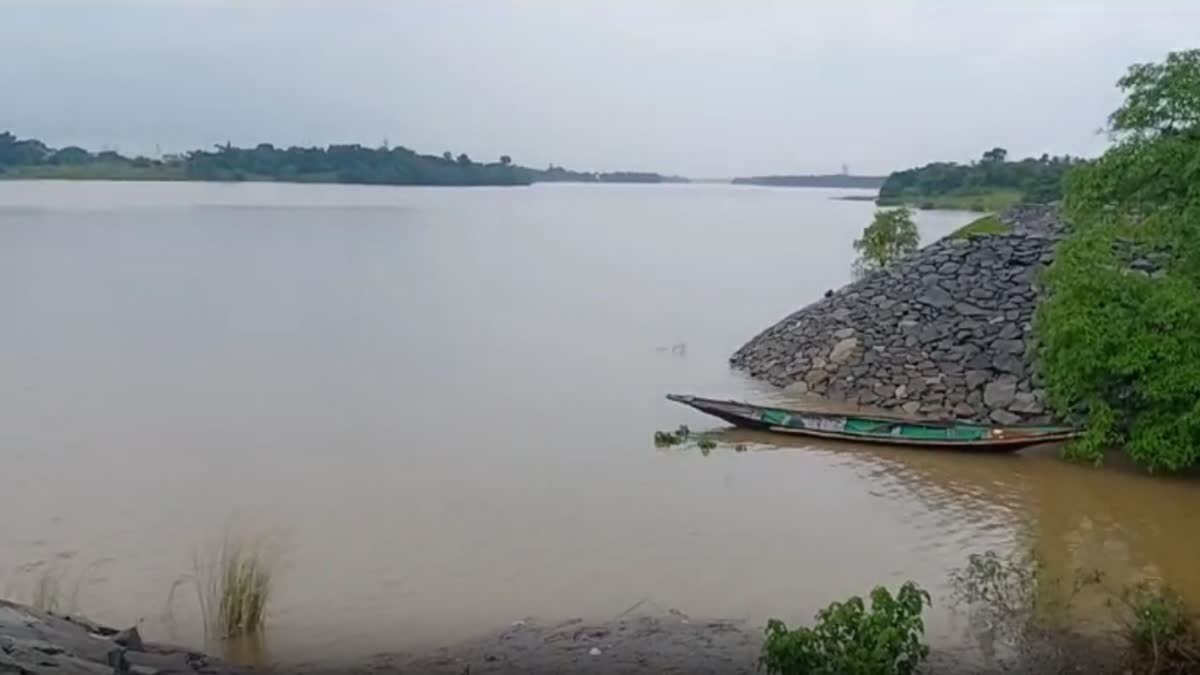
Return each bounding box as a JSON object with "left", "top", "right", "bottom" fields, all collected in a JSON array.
[
  {"left": 1115, "top": 582, "right": 1200, "bottom": 674},
  {"left": 760, "top": 582, "right": 930, "bottom": 675},
  {"left": 1035, "top": 48, "right": 1200, "bottom": 472},
  {"left": 853, "top": 207, "right": 919, "bottom": 276}
]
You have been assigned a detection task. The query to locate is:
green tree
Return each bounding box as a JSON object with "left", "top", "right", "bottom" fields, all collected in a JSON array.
[
  {"left": 1036, "top": 48, "right": 1200, "bottom": 472},
  {"left": 499, "top": 155, "right": 512, "bottom": 166},
  {"left": 982, "top": 146, "right": 1008, "bottom": 163},
  {"left": 853, "top": 207, "right": 919, "bottom": 276},
  {"left": 48, "top": 146, "right": 91, "bottom": 165}
]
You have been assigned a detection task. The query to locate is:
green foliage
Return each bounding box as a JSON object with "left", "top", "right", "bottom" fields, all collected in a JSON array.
[
  {"left": 653, "top": 425, "right": 691, "bottom": 447},
  {"left": 1035, "top": 48, "right": 1200, "bottom": 472},
  {"left": 1109, "top": 49, "right": 1200, "bottom": 137},
  {"left": 881, "top": 188, "right": 1023, "bottom": 212},
  {"left": 949, "top": 550, "right": 1094, "bottom": 654},
  {"left": 1116, "top": 582, "right": 1199, "bottom": 673},
  {"left": 760, "top": 582, "right": 930, "bottom": 675},
  {"left": 194, "top": 530, "right": 276, "bottom": 639},
  {"left": 853, "top": 207, "right": 919, "bottom": 275},
  {"left": 951, "top": 214, "right": 1009, "bottom": 239},
  {"left": 950, "top": 549, "right": 1199, "bottom": 673},
  {"left": 0, "top": 131, "right": 679, "bottom": 187},
  {"left": 878, "top": 150, "right": 1076, "bottom": 209}
]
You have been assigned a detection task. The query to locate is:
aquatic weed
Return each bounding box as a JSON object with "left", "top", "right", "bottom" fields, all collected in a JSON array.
[{"left": 193, "top": 528, "right": 276, "bottom": 639}]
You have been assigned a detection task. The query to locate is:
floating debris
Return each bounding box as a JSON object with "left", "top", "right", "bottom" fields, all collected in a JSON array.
[{"left": 652, "top": 425, "right": 725, "bottom": 454}]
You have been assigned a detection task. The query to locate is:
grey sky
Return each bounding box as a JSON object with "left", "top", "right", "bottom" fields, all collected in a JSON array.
[{"left": 2, "top": 1, "right": 1197, "bottom": 176}]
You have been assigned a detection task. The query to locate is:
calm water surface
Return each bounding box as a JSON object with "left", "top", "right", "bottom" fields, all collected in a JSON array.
[{"left": 1, "top": 181, "right": 1198, "bottom": 662}]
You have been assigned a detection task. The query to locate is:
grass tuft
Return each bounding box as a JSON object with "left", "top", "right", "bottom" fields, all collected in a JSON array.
[{"left": 193, "top": 530, "right": 275, "bottom": 639}]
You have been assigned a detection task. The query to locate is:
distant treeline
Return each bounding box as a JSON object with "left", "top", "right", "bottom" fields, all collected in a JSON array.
[
  {"left": 731, "top": 174, "right": 886, "bottom": 189},
  {"left": 877, "top": 147, "right": 1084, "bottom": 209},
  {"left": 0, "top": 132, "right": 685, "bottom": 186}
]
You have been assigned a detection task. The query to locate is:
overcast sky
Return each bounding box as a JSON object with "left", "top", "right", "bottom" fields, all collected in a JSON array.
[{"left": 2, "top": 1, "right": 1197, "bottom": 176}]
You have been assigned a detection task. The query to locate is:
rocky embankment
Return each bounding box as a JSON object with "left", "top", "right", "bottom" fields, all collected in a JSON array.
[
  {"left": 0, "top": 600, "right": 248, "bottom": 675},
  {"left": 731, "top": 206, "right": 1063, "bottom": 425}
]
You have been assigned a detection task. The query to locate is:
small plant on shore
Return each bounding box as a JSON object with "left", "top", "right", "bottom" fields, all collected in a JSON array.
[
  {"left": 760, "top": 581, "right": 930, "bottom": 675},
  {"left": 193, "top": 530, "right": 275, "bottom": 639},
  {"left": 951, "top": 549, "right": 1199, "bottom": 674},
  {"left": 949, "top": 550, "right": 1097, "bottom": 663},
  {"left": 852, "top": 207, "right": 919, "bottom": 277},
  {"left": 1113, "top": 582, "right": 1200, "bottom": 674}
]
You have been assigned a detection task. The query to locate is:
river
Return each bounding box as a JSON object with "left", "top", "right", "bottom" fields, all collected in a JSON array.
[{"left": 1, "top": 181, "right": 1198, "bottom": 664}]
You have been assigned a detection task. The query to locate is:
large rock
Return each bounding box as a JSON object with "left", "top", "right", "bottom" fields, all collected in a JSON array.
[
  {"left": 983, "top": 377, "right": 1019, "bottom": 409},
  {"left": 730, "top": 205, "right": 1064, "bottom": 424},
  {"left": 0, "top": 600, "right": 249, "bottom": 674}
]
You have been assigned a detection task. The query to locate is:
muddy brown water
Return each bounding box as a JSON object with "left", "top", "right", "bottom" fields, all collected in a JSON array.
[{"left": 1, "top": 181, "right": 1198, "bottom": 666}]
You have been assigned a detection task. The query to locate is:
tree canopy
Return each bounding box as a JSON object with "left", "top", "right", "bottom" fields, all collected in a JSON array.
[
  {"left": 0, "top": 132, "right": 682, "bottom": 186},
  {"left": 853, "top": 207, "right": 920, "bottom": 276},
  {"left": 878, "top": 150, "right": 1080, "bottom": 208},
  {"left": 1035, "top": 48, "right": 1200, "bottom": 472}
]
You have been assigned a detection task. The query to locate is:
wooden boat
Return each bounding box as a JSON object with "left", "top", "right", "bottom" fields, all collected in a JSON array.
[{"left": 666, "top": 394, "right": 1082, "bottom": 451}]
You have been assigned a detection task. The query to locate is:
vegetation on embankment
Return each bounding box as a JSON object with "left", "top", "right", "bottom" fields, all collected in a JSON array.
[
  {"left": 1035, "top": 48, "right": 1200, "bottom": 473},
  {"left": 877, "top": 148, "right": 1081, "bottom": 210},
  {"left": 896, "top": 188, "right": 1024, "bottom": 212},
  {"left": 0, "top": 131, "right": 684, "bottom": 187},
  {"left": 950, "top": 214, "right": 1009, "bottom": 239}
]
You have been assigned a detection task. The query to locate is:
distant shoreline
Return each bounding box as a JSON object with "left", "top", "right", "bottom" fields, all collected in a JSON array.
[
  {"left": 0, "top": 131, "right": 686, "bottom": 188},
  {"left": 731, "top": 174, "right": 886, "bottom": 189}
]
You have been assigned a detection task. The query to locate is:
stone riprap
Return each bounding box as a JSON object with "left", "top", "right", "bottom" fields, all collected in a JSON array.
[
  {"left": 730, "top": 206, "right": 1062, "bottom": 425},
  {"left": 0, "top": 600, "right": 248, "bottom": 674}
]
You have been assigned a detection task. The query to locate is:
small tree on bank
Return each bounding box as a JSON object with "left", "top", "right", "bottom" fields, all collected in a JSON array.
[{"left": 853, "top": 207, "right": 919, "bottom": 277}]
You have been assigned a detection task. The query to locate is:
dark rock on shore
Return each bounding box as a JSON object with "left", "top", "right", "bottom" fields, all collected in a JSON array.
[
  {"left": 0, "top": 599, "right": 249, "bottom": 675},
  {"left": 730, "top": 205, "right": 1065, "bottom": 424},
  {"left": 307, "top": 609, "right": 1115, "bottom": 675}
]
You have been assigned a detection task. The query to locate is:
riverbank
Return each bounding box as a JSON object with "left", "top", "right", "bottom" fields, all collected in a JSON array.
[
  {"left": 0, "top": 600, "right": 1129, "bottom": 675},
  {"left": 0, "top": 599, "right": 250, "bottom": 674},
  {"left": 731, "top": 204, "right": 1062, "bottom": 425},
  {"left": 877, "top": 188, "right": 1024, "bottom": 212}
]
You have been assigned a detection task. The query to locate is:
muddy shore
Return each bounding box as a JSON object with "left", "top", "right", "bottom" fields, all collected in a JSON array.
[
  {"left": 0, "top": 599, "right": 1123, "bottom": 675},
  {"left": 301, "top": 610, "right": 1114, "bottom": 675}
]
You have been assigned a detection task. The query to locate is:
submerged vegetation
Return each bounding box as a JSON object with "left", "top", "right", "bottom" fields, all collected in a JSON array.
[
  {"left": 1036, "top": 48, "right": 1200, "bottom": 472},
  {"left": 952, "top": 550, "right": 1200, "bottom": 675},
  {"left": 0, "top": 131, "right": 682, "bottom": 187}
]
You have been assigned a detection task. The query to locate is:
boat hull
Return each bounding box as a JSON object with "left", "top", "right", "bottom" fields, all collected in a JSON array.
[{"left": 666, "top": 394, "right": 1081, "bottom": 451}]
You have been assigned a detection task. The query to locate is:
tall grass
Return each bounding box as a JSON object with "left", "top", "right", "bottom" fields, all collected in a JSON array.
[
  {"left": 3, "top": 558, "right": 109, "bottom": 615},
  {"left": 31, "top": 566, "right": 65, "bottom": 613},
  {"left": 193, "top": 531, "right": 275, "bottom": 639}
]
